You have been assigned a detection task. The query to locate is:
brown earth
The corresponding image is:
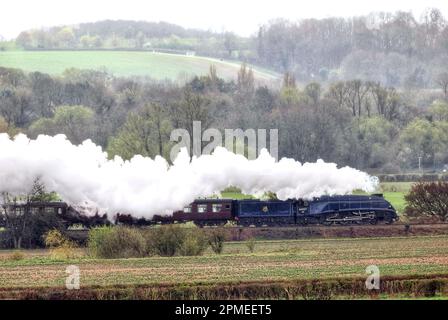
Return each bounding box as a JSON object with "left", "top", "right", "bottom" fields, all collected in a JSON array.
[{"left": 2, "top": 274, "right": 448, "bottom": 300}]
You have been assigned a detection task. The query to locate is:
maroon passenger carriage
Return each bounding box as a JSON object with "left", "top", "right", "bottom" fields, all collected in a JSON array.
[{"left": 171, "top": 199, "right": 235, "bottom": 227}]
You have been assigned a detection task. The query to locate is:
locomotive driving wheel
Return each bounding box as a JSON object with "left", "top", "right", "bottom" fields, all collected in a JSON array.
[
  {"left": 369, "top": 216, "right": 378, "bottom": 225},
  {"left": 320, "top": 216, "right": 333, "bottom": 226}
]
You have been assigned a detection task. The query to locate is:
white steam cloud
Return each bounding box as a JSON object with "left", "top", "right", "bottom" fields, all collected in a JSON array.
[{"left": 0, "top": 134, "right": 378, "bottom": 218}]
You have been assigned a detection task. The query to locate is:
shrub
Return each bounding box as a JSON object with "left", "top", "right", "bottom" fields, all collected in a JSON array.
[
  {"left": 44, "top": 229, "right": 70, "bottom": 248},
  {"left": 208, "top": 230, "right": 225, "bottom": 254},
  {"left": 405, "top": 181, "right": 448, "bottom": 221},
  {"left": 179, "top": 229, "right": 209, "bottom": 256},
  {"left": 246, "top": 237, "right": 256, "bottom": 253},
  {"left": 144, "top": 225, "right": 210, "bottom": 257},
  {"left": 144, "top": 225, "right": 185, "bottom": 256},
  {"left": 88, "top": 226, "right": 146, "bottom": 259},
  {"left": 43, "top": 229, "right": 79, "bottom": 259}
]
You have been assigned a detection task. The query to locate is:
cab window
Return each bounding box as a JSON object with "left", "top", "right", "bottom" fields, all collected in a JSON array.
[{"left": 183, "top": 205, "right": 192, "bottom": 213}]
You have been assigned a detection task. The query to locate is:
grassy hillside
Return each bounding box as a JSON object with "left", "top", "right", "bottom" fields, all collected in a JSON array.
[{"left": 0, "top": 50, "right": 279, "bottom": 81}]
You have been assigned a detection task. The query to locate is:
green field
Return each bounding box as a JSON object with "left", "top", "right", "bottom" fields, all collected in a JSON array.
[
  {"left": 0, "top": 235, "right": 447, "bottom": 299},
  {"left": 0, "top": 50, "right": 279, "bottom": 81}
]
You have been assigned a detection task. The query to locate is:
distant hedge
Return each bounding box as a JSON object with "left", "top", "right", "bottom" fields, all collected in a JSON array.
[{"left": 377, "top": 174, "right": 448, "bottom": 182}]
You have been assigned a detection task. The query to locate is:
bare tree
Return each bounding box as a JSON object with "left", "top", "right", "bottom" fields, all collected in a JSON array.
[{"left": 436, "top": 72, "right": 448, "bottom": 100}]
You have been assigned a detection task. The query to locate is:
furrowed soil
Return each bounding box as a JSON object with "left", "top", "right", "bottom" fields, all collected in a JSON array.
[{"left": 1, "top": 236, "right": 448, "bottom": 299}]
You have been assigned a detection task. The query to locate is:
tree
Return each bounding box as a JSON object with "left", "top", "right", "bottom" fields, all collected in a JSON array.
[
  {"left": 304, "top": 82, "right": 321, "bottom": 105},
  {"left": 80, "top": 35, "right": 95, "bottom": 48},
  {"left": 55, "top": 27, "right": 75, "bottom": 48},
  {"left": 405, "top": 181, "right": 448, "bottom": 221},
  {"left": 398, "top": 118, "right": 448, "bottom": 168},
  {"left": 350, "top": 116, "right": 396, "bottom": 168},
  {"left": 0, "top": 67, "right": 26, "bottom": 87},
  {"left": 29, "top": 71, "right": 62, "bottom": 118},
  {"left": 236, "top": 63, "right": 255, "bottom": 100},
  {"left": 327, "top": 81, "right": 349, "bottom": 109},
  {"left": 28, "top": 105, "right": 94, "bottom": 144},
  {"left": 370, "top": 83, "right": 401, "bottom": 121},
  {"left": 345, "top": 80, "right": 371, "bottom": 117},
  {"left": 173, "top": 88, "right": 211, "bottom": 139},
  {"left": 1, "top": 179, "right": 61, "bottom": 249},
  {"left": 280, "top": 73, "right": 301, "bottom": 107},
  {"left": 429, "top": 100, "right": 448, "bottom": 121},
  {"left": 436, "top": 72, "right": 448, "bottom": 100},
  {"left": 107, "top": 104, "right": 172, "bottom": 160},
  {"left": 15, "top": 32, "right": 32, "bottom": 48},
  {"left": 0, "top": 87, "right": 33, "bottom": 127},
  {"left": 223, "top": 32, "right": 238, "bottom": 57},
  {"left": 0, "top": 116, "right": 19, "bottom": 137}
]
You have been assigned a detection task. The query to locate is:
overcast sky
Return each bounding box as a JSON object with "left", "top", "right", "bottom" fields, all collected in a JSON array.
[{"left": 1, "top": 0, "right": 448, "bottom": 39}]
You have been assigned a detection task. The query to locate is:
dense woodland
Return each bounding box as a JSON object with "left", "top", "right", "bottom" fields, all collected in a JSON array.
[
  {"left": 11, "top": 9, "right": 448, "bottom": 87},
  {"left": 1, "top": 63, "right": 448, "bottom": 172}
]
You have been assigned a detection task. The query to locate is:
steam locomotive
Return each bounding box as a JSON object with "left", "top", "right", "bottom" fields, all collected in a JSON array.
[
  {"left": 122, "top": 194, "right": 399, "bottom": 227},
  {"left": 1, "top": 194, "right": 398, "bottom": 228}
]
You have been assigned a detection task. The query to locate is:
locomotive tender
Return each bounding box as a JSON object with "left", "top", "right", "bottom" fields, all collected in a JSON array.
[{"left": 164, "top": 194, "right": 398, "bottom": 227}]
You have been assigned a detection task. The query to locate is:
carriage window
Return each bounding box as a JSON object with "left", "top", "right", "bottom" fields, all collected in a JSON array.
[
  {"left": 31, "top": 207, "right": 39, "bottom": 215},
  {"left": 197, "top": 204, "right": 207, "bottom": 213},
  {"left": 183, "top": 206, "right": 192, "bottom": 213},
  {"left": 15, "top": 208, "right": 25, "bottom": 215},
  {"left": 45, "top": 207, "right": 55, "bottom": 214},
  {"left": 212, "top": 204, "right": 222, "bottom": 213},
  {"left": 58, "top": 208, "right": 63, "bottom": 214}
]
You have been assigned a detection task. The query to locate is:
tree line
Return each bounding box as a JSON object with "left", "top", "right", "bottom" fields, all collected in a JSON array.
[{"left": 10, "top": 9, "right": 448, "bottom": 87}]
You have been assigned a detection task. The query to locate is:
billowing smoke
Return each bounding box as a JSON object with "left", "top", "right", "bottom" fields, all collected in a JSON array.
[{"left": 0, "top": 134, "right": 378, "bottom": 218}]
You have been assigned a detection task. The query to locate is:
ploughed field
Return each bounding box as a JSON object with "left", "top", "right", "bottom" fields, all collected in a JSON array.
[{"left": 1, "top": 235, "right": 448, "bottom": 299}]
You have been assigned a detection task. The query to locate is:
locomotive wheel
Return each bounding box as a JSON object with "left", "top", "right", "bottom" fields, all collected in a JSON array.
[
  {"left": 320, "top": 216, "right": 333, "bottom": 226},
  {"left": 384, "top": 214, "right": 394, "bottom": 225},
  {"left": 369, "top": 217, "right": 378, "bottom": 225}
]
